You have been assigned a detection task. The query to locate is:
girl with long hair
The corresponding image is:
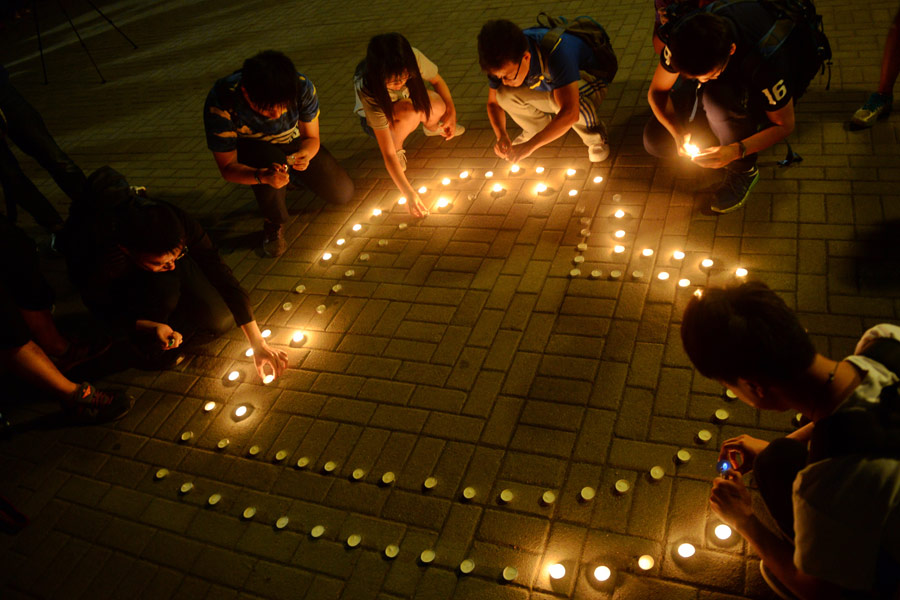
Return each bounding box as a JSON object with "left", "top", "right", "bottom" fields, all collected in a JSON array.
[{"left": 354, "top": 33, "right": 464, "bottom": 218}]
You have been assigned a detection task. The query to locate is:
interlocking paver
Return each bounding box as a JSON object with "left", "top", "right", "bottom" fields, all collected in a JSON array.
[{"left": 1, "top": 0, "right": 896, "bottom": 597}]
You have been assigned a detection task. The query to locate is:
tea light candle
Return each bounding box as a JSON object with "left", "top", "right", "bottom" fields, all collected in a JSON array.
[
  {"left": 227, "top": 370, "right": 241, "bottom": 382},
  {"left": 693, "top": 288, "right": 704, "bottom": 298},
  {"left": 347, "top": 534, "right": 361, "bottom": 548},
  {"left": 701, "top": 258, "right": 714, "bottom": 268},
  {"left": 261, "top": 329, "right": 271, "bottom": 338},
  {"left": 580, "top": 486, "right": 596, "bottom": 501},
  {"left": 180, "top": 431, "right": 193, "bottom": 442},
  {"left": 352, "top": 223, "right": 362, "bottom": 231},
  {"left": 673, "top": 250, "right": 685, "bottom": 260},
  {"left": 372, "top": 208, "right": 382, "bottom": 216},
  {"left": 697, "top": 429, "right": 713, "bottom": 443},
  {"left": 549, "top": 563, "right": 566, "bottom": 579},
  {"left": 650, "top": 466, "right": 665, "bottom": 480},
  {"left": 217, "top": 438, "right": 229, "bottom": 449},
  {"left": 642, "top": 248, "right": 653, "bottom": 257},
  {"left": 535, "top": 166, "right": 544, "bottom": 174},
  {"left": 398, "top": 196, "right": 407, "bottom": 205},
  {"left": 535, "top": 183, "right": 547, "bottom": 193},
  {"left": 577, "top": 242, "right": 588, "bottom": 251},
  {"left": 332, "top": 284, "right": 342, "bottom": 293},
  {"left": 569, "top": 268, "right": 581, "bottom": 277},
  {"left": 714, "top": 524, "right": 733, "bottom": 540},
  {"left": 658, "top": 271, "right": 670, "bottom": 280},
  {"left": 615, "top": 479, "right": 630, "bottom": 494},
  {"left": 203, "top": 401, "right": 216, "bottom": 412},
  {"left": 292, "top": 331, "right": 305, "bottom": 344},
  {"left": 423, "top": 476, "right": 437, "bottom": 489},
  {"left": 568, "top": 189, "right": 578, "bottom": 197},
  {"left": 573, "top": 255, "right": 584, "bottom": 264},
  {"left": 418, "top": 186, "right": 427, "bottom": 194},
  {"left": 436, "top": 197, "right": 450, "bottom": 208},
  {"left": 381, "top": 471, "right": 395, "bottom": 485},
  {"left": 676, "top": 449, "right": 692, "bottom": 464},
  {"left": 735, "top": 267, "right": 748, "bottom": 277},
  {"left": 594, "top": 566, "right": 612, "bottom": 581},
  {"left": 510, "top": 164, "right": 520, "bottom": 174},
  {"left": 208, "top": 493, "right": 221, "bottom": 505},
  {"left": 726, "top": 389, "right": 737, "bottom": 399},
  {"left": 610, "top": 270, "right": 622, "bottom": 279},
  {"left": 352, "top": 468, "right": 365, "bottom": 480},
  {"left": 677, "top": 543, "right": 696, "bottom": 558},
  {"left": 590, "top": 269, "right": 603, "bottom": 278},
  {"left": 275, "top": 450, "right": 288, "bottom": 462},
  {"left": 462, "top": 486, "right": 476, "bottom": 500},
  {"left": 678, "top": 278, "right": 691, "bottom": 287},
  {"left": 263, "top": 374, "right": 274, "bottom": 384},
  {"left": 358, "top": 254, "right": 369, "bottom": 262},
  {"left": 460, "top": 559, "right": 475, "bottom": 574},
  {"left": 310, "top": 525, "right": 325, "bottom": 538},
  {"left": 632, "top": 270, "right": 644, "bottom": 279},
  {"left": 398, "top": 222, "right": 407, "bottom": 230},
  {"left": 614, "top": 230, "right": 625, "bottom": 238},
  {"left": 638, "top": 555, "right": 655, "bottom": 570},
  {"left": 385, "top": 544, "right": 399, "bottom": 558},
  {"left": 459, "top": 170, "right": 469, "bottom": 179},
  {"left": 248, "top": 445, "right": 260, "bottom": 456},
  {"left": 566, "top": 168, "right": 576, "bottom": 176},
  {"left": 282, "top": 302, "right": 293, "bottom": 311},
  {"left": 614, "top": 209, "right": 625, "bottom": 218},
  {"left": 485, "top": 170, "right": 493, "bottom": 178},
  {"left": 502, "top": 566, "right": 518, "bottom": 581},
  {"left": 420, "top": 549, "right": 435, "bottom": 563},
  {"left": 499, "top": 489, "right": 514, "bottom": 503},
  {"left": 276, "top": 516, "right": 290, "bottom": 529},
  {"left": 245, "top": 348, "right": 254, "bottom": 357},
  {"left": 542, "top": 490, "right": 556, "bottom": 505},
  {"left": 296, "top": 457, "right": 310, "bottom": 468},
  {"left": 492, "top": 183, "right": 503, "bottom": 194},
  {"left": 581, "top": 228, "right": 591, "bottom": 237},
  {"left": 155, "top": 468, "right": 169, "bottom": 480},
  {"left": 614, "top": 245, "right": 625, "bottom": 253},
  {"left": 441, "top": 177, "right": 451, "bottom": 186},
  {"left": 323, "top": 461, "right": 337, "bottom": 472},
  {"left": 612, "top": 193, "right": 622, "bottom": 202},
  {"left": 321, "top": 252, "right": 332, "bottom": 261},
  {"left": 234, "top": 404, "right": 248, "bottom": 418},
  {"left": 593, "top": 176, "right": 603, "bottom": 183},
  {"left": 715, "top": 408, "right": 730, "bottom": 422},
  {"left": 243, "top": 506, "right": 256, "bottom": 520}
]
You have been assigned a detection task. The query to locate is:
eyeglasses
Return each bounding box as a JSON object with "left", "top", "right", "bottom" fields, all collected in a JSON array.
[{"left": 501, "top": 54, "right": 526, "bottom": 84}]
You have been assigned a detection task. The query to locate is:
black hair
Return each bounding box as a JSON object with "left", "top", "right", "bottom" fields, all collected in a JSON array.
[
  {"left": 478, "top": 19, "right": 529, "bottom": 72},
  {"left": 681, "top": 281, "right": 817, "bottom": 385},
  {"left": 667, "top": 12, "right": 734, "bottom": 77},
  {"left": 116, "top": 202, "right": 186, "bottom": 256},
  {"left": 360, "top": 33, "right": 431, "bottom": 124},
  {"left": 241, "top": 50, "right": 300, "bottom": 111}
]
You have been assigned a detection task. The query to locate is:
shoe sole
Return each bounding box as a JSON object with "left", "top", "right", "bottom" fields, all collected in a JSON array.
[
  {"left": 850, "top": 107, "right": 891, "bottom": 129},
  {"left": 758, "top": 561, "right": 798, "bottom": 600},
  {"left": 710, "top": 171, "right": 760, "bottom": 214}
]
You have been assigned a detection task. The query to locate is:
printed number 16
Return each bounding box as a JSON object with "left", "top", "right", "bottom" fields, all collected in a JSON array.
[{"left": 762, "top": 79, "right": 787, "bottom": 105}]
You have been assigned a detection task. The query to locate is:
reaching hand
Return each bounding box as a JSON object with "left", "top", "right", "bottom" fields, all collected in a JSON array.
[
  {"left": 493, "top": 135, "right": 512, "bottom": 159},
  {"left": 253, "top": 340, "right": 289, "bottom": 381},
  {"left": 506, "top": 141, "right": 534, "bottom": 163},
  {"left": 406, "top": 192, "right": 429, "bottom": 219},
  {"left": 440, "top": 113, "right": 458, "bottom": 139},
  {"left": 692, "top": 143, "right": 742, "bottom": 169},
  {"left": 709, "top": 470, "right": 754, "bottom": 530},
  {"left": 718, "top": 434, "right": 770, "bottom": 474},
  {"left": 287, "top": 150, "right": 313, "bottom": 171},
  {"left": 676, "top": 132, "right": 694, "bottom": 158}
]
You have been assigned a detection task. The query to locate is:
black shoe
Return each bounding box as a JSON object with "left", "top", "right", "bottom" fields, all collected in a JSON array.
[
  {"left": 710, "top": 166, "right": 759, "bottom": 214},
  {"left": 63, "top": 382, "right": 133, "bottom": 424}
]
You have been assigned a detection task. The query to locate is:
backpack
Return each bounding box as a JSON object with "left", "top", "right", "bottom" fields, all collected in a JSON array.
[
  {"left": 535, "top": 12, "right": 618, "bottom": 86},
  {"left": 808, "top": 337, "right": 900, "bottom": 463},
  {"left": 659, "top": 0, "right": 832, "bottom": 100}
]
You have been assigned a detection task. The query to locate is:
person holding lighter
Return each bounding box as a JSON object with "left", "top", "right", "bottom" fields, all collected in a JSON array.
[
  {"left": 204, "top": 50, "right": 354, "bottom": 257},
  {"left": 681, "top": 280, "right": 900, "bottom": 599},
  {"left": 644, "top": 5, "right": 806, "bottom": 214}
]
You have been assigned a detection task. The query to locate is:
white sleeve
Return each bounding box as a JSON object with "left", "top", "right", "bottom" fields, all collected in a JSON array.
[{"left": 855, "top": 324, "right": 900, "bottom": 356}]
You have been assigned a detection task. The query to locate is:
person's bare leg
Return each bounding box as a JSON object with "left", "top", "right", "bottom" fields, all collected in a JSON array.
[
  {"left": 2, "top": 341, "right": 78, "bottom": 402},
  {"left": 389, "top": 92, "right": 447, "bottom": 148},
  {"left": 878, "top": 9, "right": 900, "bottom": 95},
  {"left": 18, "top": 308, "right": 68, "bottom": 356}
]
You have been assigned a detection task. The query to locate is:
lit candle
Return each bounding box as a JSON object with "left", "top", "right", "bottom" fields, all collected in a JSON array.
[
  {"left": 418, "top": 186, "right": 427, "bottom": 194},
  {"left": 658, "top": 271, "right": 670, "bottom": 281},
  {"left": 535, "top": 166, "right": 544, "bottom": 174},
  {"left": 372, "top": 208, "right": 382, "bottom": 216},
  {"left": 261, "top": 329, "right": 271, "bottom": 338},
  {"left": 263, "top": 374, "right": 274, "bottom": 384},
  {"left": 510, "top": 164, "right": 520, "bottom": 174},
  {"left": 548, "top": 564, "right": 566, "bottom": 579},
  {"left": 593, "top": 176, "right": 603, "bottom": 183},
  {"left": 684, "top": 143, "right": 700, "bottom": 157},
  {"left": 436, "top": 197, "right": 450, "bottom": 208},
  {"left": 678, "top": 278, "right": 691, "bottom": 287},
  {"left": 642, "top": 248, "right": 653, "bottom": 257},
  {"left": 322, "top": 252, "right": 332, "bottom": 261},
  {"left": 693, "top": 288, "right": 704, "bottom": 298},
  {"left": 492, "top": 183, "right": 503, "bottom": 194},
  {"left": 566, "top": 168, "right": 576, "bottom": 177},
  {"left": 673, "top": 250, "right": 685, "bottom": 260},
  {"left": 234, "top": 405, "right": 248, "bottom": 418},
  {"left": 398, "top": 196, "right": 407, "bottom": 205},
  {"left": 459, "top": 171, "right": 469, "bottom": 179},
  {"left": 336, "top": 238, "right": 345, "bottom": 246},
  {"left": 227, "top": 370, "right": 240, "bottom": 382},
  {"left": 638, "top": 555, "right": 655, "bottom": 570},
  {"left": 536, "top": 183, "right": 547, "bottom": 193},
  {"left": 715, "top": 524, "right": 733, "bottom": 540},
  {"left": 485, "top": 170, "right": 493, "bottom": 178},
  {"left": 677, "top": 543, "right": 696, "bottom": 558},
  {"left": 292, "top": 331, "right": 305, "bottom": 344},
  {"left": 613, "top": 245, "right": 625, "bottom": 253},
  {"left": 203, "top": 401, "right": 216, "bottom": 412},
  {"left": 614, "top": 230, "right": 625, "bottom": 238},
  {"left": 614, "top": 209, "right": 625, "bottom": 218},
  {"left": 701, "top": 258, "right": 714, "bottom": 268},
  {"left": 568, "top": 189, "right": 578, "bottom": 197},
  {"left": 352, "top": 223, "right": 362, "bottom": 231},
  {"left": 441, "top": 177, "right": 451, "bottom": 186},
  {"left": 735, "top": 267, "right": 748, "bottom": 277},
  {"left": 594, "top": 566, "right": 611, "bottom": 582},
  {"left": 245, "top": 347, "right": 254, "bottom": 357}
]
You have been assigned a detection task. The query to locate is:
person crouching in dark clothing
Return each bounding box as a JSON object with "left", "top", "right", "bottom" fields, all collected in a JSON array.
[{"left": 63, "top": 167, "right": 287, "bottom": 382}]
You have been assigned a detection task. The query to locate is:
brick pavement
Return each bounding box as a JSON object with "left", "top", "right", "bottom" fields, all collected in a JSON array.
[{"left": 1, "top": 0, "right": 898, "bottom": 598}]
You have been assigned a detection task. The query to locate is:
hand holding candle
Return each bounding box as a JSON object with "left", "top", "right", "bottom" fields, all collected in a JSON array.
[
  {"left": 691, "top": 142, "right": 743, "bottom": 168},
  {"left": 252, "top": 339, "right": 289, "bottom": 382},
  {"left": 709, "top": 469, "right": 753, "bottom": 530},
  {"left": 717, "top": 434, "right": 769, "bottom": 474}
]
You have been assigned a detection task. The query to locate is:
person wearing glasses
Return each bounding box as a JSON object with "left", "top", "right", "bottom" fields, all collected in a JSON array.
[
  {"left": 644, "top": 5, "right": 804, "bottom": 214},
  {"left": 62, "top": 167, "right": 288, "bottom": 381},
  {"left": 477, "top": 19, "right": 610, "bottom": 164}
]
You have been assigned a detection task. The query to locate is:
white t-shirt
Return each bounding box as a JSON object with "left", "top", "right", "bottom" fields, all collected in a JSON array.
[
  {"left": 353, "top": 47, "right": 439, "bottom": 130},
  {"left": 793, "top": 323, "right": 900, "bottom": 592}
]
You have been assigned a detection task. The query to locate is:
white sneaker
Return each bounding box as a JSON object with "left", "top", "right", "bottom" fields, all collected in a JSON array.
[
  {"left": 588, "top": 141, "right": 609, "bottom": 163},
  {"left": 424, "top": 123, "right": 466, "bottom": 138}
]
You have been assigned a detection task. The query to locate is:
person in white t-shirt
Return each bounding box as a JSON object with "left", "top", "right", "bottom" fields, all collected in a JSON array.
[
  {"left": 354, "top": 33, "right": 465, "bottom": 219},
  {"left": 681, "top": 280, "right": 900, "bottom": 599}
]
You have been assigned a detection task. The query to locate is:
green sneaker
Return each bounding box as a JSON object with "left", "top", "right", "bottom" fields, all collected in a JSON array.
[
  {"left": 710, "top": 166, "right": 759, "bottom": 214},
  {"left": 850, "top": 92, "right": 892, "bottom": 128}
]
